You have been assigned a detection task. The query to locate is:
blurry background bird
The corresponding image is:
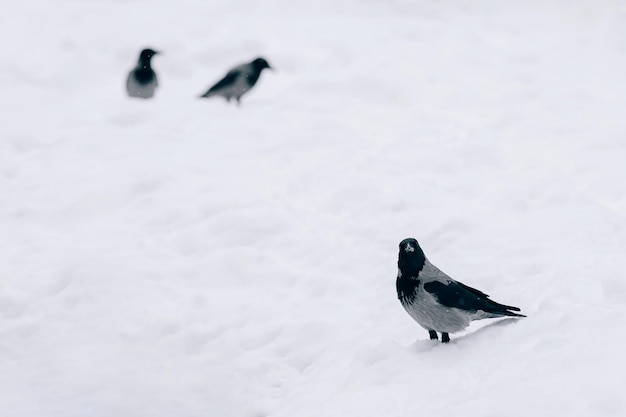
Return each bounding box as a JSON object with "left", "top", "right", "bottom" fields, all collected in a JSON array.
[
  {"left": 199, "top": 57, "right": 272, "bottom": 105},
  {"left": 126, "top": 48, "right": 160, "bottom": 99}
]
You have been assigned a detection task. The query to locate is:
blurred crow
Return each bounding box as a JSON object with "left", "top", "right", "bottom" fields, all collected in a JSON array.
[
  {"left": 200, "top": 57, "right": 272, "bottom": 105},
  {"left": 126, "top": 48, "right": 159, "bottom": 99}
]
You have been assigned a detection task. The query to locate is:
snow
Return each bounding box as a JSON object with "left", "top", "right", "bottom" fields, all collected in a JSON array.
[{"left": 1, "top": 0, "right": 626, "bottom": 416}]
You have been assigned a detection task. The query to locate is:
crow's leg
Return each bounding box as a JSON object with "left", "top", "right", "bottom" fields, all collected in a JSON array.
[
  {"left": 441, "top": 332, "right": 450, "bottom": 343},
  {"left": 428, "top": 330, "right": 438, "bottom": 340}
]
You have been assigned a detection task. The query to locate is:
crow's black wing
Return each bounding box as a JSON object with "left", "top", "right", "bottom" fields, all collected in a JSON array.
[
  {"left": 202, "top": 70, "right": 240, "bottom": 96},
  {"left": 424, "top": 280, "right": 524, "bottom": 316}
]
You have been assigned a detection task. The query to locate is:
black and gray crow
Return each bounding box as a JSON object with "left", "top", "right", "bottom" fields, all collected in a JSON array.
[
  {"left": 396, "top": 238, "right": 525, "bottom": 343},
  {"left": 126, "top": 48, "right": 159, "bottom": 99},
  {"left": 200, "top": 57, "right": 272, "bottom": 105}
]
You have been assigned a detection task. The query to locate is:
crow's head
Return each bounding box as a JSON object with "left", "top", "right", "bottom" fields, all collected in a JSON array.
[
  {"left": 397, "top": 238, "right": 426, "bottom": 277},
  {"left": 138, "top": 48, "right": 159, "bottom": 66},
  {"left": 251, "top": 57, "right": 272, "bottom": 72}
]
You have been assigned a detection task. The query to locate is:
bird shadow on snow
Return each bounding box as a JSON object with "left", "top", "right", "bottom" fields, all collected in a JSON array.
[{"left": 410, "top": 318, "right": 523, "bottom": 353}]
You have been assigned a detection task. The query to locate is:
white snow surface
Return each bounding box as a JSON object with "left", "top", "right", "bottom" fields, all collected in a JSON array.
[{"left": 1, "top": 1, "right": 626, "bottom": 416}]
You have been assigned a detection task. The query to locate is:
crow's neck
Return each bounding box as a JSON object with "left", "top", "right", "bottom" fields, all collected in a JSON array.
[
  {"left": 398, "top": 253, "right": 425, "bottom": 279},
  {"left": 139, "top": 59, "right": 152, "bottom": 69}
]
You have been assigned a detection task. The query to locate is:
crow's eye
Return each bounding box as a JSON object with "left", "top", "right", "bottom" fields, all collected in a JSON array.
[{"left": 404, "top": 243, "right": 415, "bottom": 253}]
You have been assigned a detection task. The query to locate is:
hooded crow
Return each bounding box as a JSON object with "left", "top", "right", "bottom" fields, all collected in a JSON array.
[
  {"left": 126, "top": 48, "right": 159, "bottom": 99},
  {"left": 200, "top": 57, "right": 272, "bottom": 105},
  {"left": 396, "top": 238, "right": 525, "bottom": 343}
]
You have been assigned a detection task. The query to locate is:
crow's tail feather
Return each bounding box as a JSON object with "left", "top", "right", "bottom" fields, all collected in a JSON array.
[
  {"left": 502, "top": 310, "right": 526, "bottom": 318},
  {"left": 487, "top": 299, "right": 526, "bottom": 317}
]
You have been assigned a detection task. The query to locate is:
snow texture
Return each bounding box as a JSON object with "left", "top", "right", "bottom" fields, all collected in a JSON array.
[{"left": 1, "top": 1, "right": 625, "bottom": 416}]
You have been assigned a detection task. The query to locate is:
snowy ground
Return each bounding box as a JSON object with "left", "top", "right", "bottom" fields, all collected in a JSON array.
[{"left": 1, "top": 1, "right": 626, "bottom": 416}]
